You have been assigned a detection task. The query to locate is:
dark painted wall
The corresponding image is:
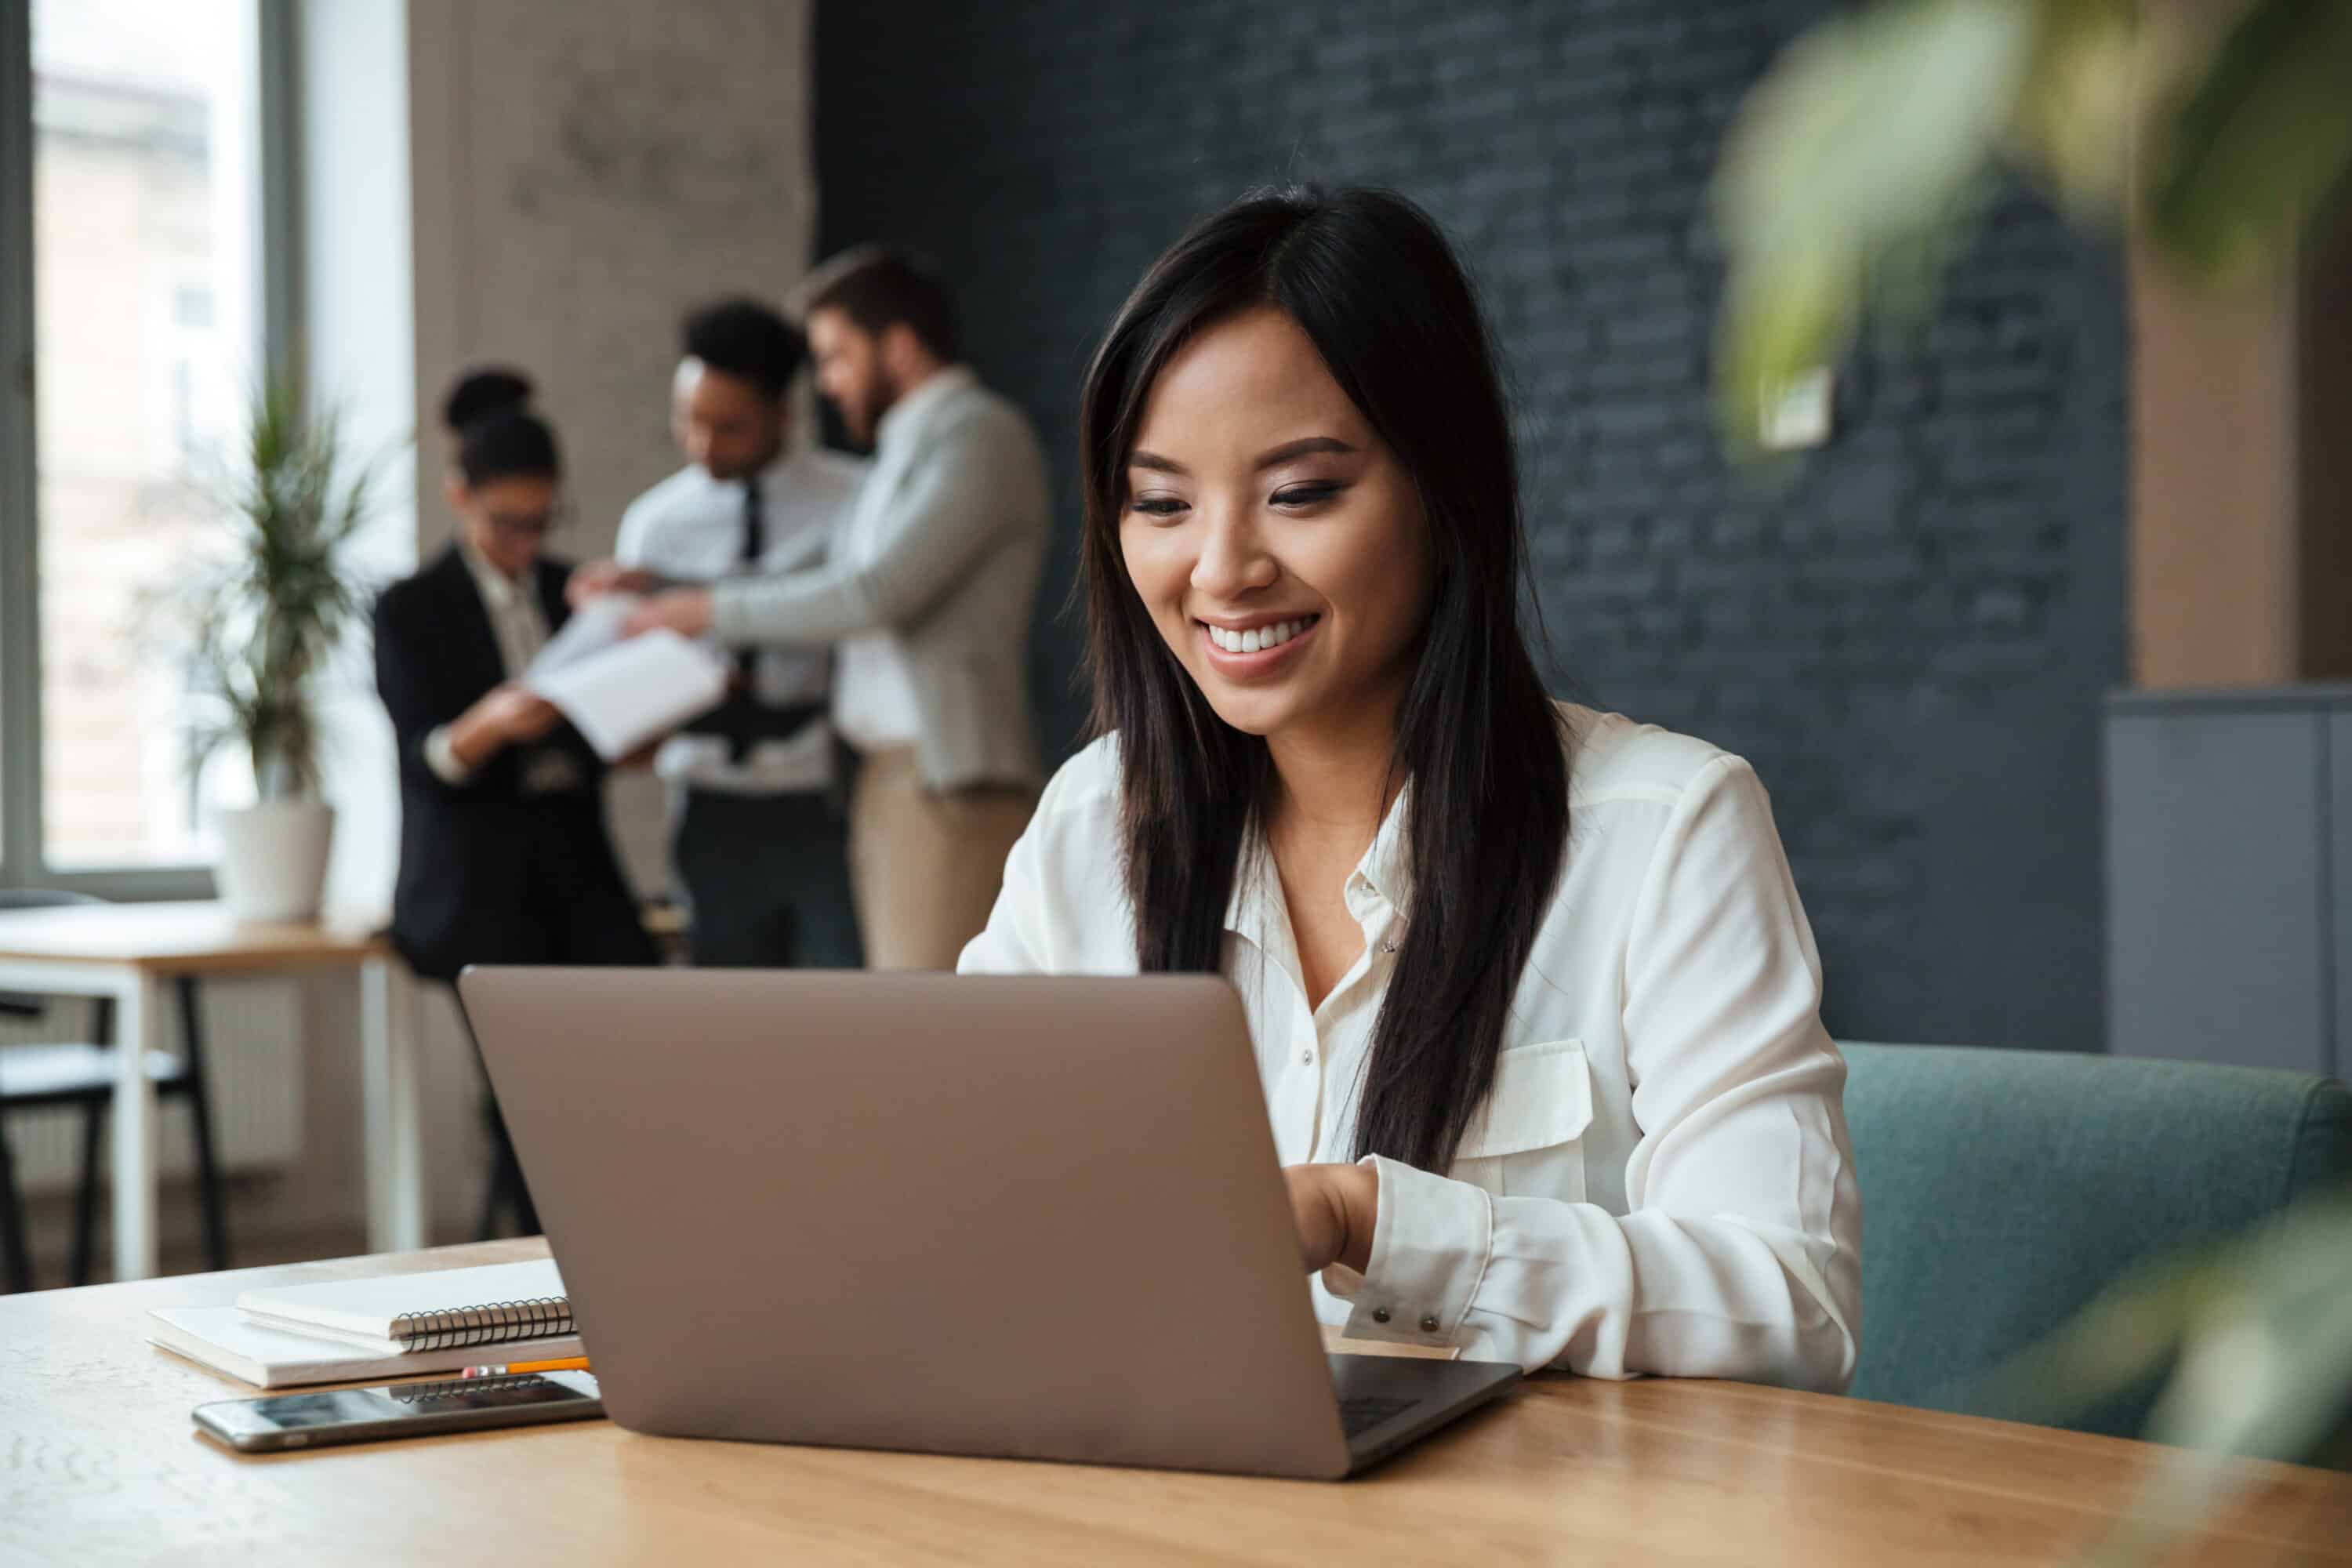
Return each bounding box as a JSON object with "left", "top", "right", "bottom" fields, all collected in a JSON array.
[{"left": 815, "top": 0, "right": 2129, "bottom": 1051}]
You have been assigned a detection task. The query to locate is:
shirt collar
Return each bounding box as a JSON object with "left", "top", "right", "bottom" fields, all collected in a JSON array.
[
  {"left": 457, "top": 539, "right": 525, "bottom": 611},
  {"left": 874, "top": 364, "right": 975, "bottom": 455},
  {"left": 1223, "top": 838, "right": 1274, "bottom": 949},
  {"left": 702, "top": 448, "right": 789, "bottom": 499},
  {"left": 1221, "top": 781, "right": 1415, "bottom": 942},
  {"left": 1356, "top": 782, "right": 1414, "bottom": 913}
]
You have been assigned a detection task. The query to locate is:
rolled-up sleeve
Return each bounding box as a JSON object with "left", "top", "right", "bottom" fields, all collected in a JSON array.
[{"left": 1334, "top": 755, "right": 1862, "bottom": 1391}]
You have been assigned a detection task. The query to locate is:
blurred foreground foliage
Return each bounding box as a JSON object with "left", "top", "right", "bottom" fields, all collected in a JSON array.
[{"left": 1714, "top": 0, "right": 2352, "bottom": 447}]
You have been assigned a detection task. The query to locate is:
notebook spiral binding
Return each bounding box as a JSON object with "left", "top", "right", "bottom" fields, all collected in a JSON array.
[{"left": 389, "top": 1295, "right": 575, "bottom": 1352}]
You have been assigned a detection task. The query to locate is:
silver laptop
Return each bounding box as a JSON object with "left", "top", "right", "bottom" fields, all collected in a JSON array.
[{"left": 456, "top": 968, "right": 1519, "bottom": 1479}]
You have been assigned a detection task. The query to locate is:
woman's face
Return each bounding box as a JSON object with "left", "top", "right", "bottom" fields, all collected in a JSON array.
[
  {"left": 1119, "top": 306, "right": 1432, "bottom": 742},
  {"left": 451, "top": 473, "right": 559, "bottom": 579}
]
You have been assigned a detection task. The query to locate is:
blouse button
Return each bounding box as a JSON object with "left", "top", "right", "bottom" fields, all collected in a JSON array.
[
  {"left": 1371, "top": 1307, "right": 1392, "bottom": 1325},
  {"left": 1419, "top": 1314, "right": 1440, "bottom": 1334},
  {"left": 1299, "top": 1046, "right": 1314, "bottom": 1065}
]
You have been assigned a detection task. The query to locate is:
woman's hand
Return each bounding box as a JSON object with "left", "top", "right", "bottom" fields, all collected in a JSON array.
[
  {"left": 622, "top": 587, "right": 715, "bottom": 639},
  {"left": 446, "top": 681, "right": 563, "bottom": 769},
  {"left": 495, "top": 687, "right": 564, "bottom": 742},
  {"left": 566, "top": 559, "right": 655, "bottom": 607},
  {"left": 1283, "top": 1162, "right": 1379, "bottom": 1275}
]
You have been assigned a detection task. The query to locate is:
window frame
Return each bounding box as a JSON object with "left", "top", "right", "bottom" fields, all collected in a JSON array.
[{"left": 0, "top": 0, "right": 300, "bottom": 900}]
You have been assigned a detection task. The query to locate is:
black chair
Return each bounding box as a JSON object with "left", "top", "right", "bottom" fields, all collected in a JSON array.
[
  {"left": 0, "top": 890, "right": 231, "bottom": 1291},
  {"left": 446, "top": 984, "right": 537, "bottom": 1241},
  {"left": 477, "top": 1094, "right": 539, "bottom": 1241}
]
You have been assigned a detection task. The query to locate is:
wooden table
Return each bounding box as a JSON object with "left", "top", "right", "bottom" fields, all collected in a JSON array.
[
  {"left": 3, "top": 1240, "right": 2347, "bottom": 1565},
  {"left": 0, "top": 902, "right": 422, "bottom": 1279}
]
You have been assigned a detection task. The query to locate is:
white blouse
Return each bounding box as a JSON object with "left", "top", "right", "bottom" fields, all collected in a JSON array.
[{"left": 960, "top": 703, "right": 1861, "bottom": 1391}]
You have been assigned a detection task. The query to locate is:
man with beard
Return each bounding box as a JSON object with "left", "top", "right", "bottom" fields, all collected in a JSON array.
[{"left": 616, "top": 251, "right": 1049, "bottom": 971}]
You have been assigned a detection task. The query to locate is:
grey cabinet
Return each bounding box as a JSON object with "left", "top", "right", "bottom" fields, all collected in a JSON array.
[{"left": 2104, "top": 685, "right": 2351, "bottom": 1076}]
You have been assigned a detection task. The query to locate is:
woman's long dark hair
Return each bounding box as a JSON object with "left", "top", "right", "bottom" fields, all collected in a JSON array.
[{"left": 1078, "top": 187, "right": 1571, "bottom": 1174}]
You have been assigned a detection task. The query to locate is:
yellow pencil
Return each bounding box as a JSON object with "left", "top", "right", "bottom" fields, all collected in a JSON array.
[{"left": 457, "top": 1356, "right": 591, "bottom": 1378}]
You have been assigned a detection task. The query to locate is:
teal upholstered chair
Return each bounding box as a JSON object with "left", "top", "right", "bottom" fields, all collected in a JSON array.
[{"left": 1839, "top": 1043, "right": 2352, "bottom": 1439}]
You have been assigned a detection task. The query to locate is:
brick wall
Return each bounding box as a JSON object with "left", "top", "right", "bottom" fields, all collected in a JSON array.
[{"left": 817, "top": 0, "right": 2129, "bottom": 1050}]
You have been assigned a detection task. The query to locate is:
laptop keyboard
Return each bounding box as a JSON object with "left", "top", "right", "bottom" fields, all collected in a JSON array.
[{"left": 1338, "top": 1394, "right": 1417, "bottom": 1439}]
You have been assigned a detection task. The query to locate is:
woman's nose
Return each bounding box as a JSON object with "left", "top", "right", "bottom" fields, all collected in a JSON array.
[{"left": 1189, "top": 506, "right": 1278, "bottom": 598}]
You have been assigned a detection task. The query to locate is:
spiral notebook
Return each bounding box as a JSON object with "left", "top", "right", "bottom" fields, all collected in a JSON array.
[
  {"left": 148, "top": 1305, "right": 584, "bottom": 1389},
  {"left": 234, "top": 1260, "right": 574, "bottom": 1354}
]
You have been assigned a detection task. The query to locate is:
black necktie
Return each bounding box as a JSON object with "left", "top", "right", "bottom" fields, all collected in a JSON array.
[
  {"left": 726, "top": 481, "right": 764, "bottom": 760},
  {"left": 736, "top": 481, "right": 764, "bottom": 688}
]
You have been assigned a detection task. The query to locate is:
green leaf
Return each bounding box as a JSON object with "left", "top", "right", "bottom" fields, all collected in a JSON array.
[
  {"left": 2006, "top": 0, "right": 2137, "bottom": 217},
  {"left": 166, "top": 360, "right": 391, "bottom": 799},
  {"left": 2080, "top": 1192, "right": 2352, "bottom": 1563},
  {"left": 2144, "top": 0, "right": 2352, "bottom": 285},
  {"left": 1971, "top": 1250, "right": 2220, "bottom": 1426},
  {"left": 2140, "top": 1191, "right": 2352, "bottom": 1462},
  {"left": 1712, "top": 0, "right": 2044, "bottom": 448},
  {"left": 1970, "top": 1189, "right": 2352, "bottom": 1564}
]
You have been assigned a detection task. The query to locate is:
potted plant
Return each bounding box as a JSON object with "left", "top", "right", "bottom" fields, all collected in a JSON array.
[{"left": 177, "top": 366, "right": 379, "bottom": 922}]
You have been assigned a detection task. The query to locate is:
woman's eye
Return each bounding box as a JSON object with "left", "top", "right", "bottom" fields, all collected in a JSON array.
[
  {"left": 1128, "top": 495, "right": 1188, "bottom": 519},
  {"left": 1271, "top": 483, "right": 1341, "bottom": 509}
]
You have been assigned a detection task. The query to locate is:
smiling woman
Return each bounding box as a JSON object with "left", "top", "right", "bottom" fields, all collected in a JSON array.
[
  {"left": 962, "top": 187, "right": 1862, "bottom": 1390},
  {"left": 1120, "top": 311, "right": 1432, "bottom": 754}
]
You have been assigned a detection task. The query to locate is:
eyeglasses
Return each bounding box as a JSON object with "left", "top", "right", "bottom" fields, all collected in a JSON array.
[{"left": 481, "top": 503, "right": 572, "bottom": 541}]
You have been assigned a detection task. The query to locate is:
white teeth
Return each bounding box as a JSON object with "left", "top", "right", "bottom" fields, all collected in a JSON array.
[{"left": 1207, "top": 616, "right": 1316, "bottom": 654}]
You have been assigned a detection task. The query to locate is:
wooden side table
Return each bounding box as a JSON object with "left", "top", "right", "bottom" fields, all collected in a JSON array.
[{"left": 0, "top": 902, "right": 423, "bottom": 1279}]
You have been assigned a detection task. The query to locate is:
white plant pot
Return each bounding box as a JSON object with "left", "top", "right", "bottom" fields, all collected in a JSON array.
[{"left": 213, "top": 800, "right": 337, "bottom": 923}]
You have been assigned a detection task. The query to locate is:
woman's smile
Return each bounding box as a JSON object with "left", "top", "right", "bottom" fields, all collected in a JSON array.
[{"left": 1197, "top": 612, "right": 1323, "bottom": 675}]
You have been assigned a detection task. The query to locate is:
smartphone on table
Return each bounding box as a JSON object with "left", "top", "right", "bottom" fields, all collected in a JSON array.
[{"left": 194, "top": 1371, "right": 603, "bottom": 1453}]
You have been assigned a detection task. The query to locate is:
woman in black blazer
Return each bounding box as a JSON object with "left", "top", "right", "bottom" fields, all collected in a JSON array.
[
  {"left": 375, "top": 408, "right": 655, "bottom": 1236},
  {"left": 373, "top": 409, "right": 655, "bottom": 985}
]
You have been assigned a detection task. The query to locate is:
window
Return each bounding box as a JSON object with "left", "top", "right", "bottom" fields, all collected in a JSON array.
[{"left": 0, "top": 0, "right": 289, "bottom": 891}]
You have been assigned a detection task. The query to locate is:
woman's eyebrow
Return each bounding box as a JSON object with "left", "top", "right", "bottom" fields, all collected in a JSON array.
[
  {"left": 1254, "top": 436, "right": 1356, "bottom": 470},
  {"left": 1127, "top": 436, "right": 1358, "bottom": 477}
]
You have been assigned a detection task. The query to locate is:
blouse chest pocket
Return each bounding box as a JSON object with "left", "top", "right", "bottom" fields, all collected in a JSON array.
[{"left": 1447, "top": 1038, "right": 1593, "bottom": 1203}]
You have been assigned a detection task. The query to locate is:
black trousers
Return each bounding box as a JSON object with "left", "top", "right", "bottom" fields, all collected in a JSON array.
[{"left": 673, "top": 788, "right": 862, "bottom": 970}]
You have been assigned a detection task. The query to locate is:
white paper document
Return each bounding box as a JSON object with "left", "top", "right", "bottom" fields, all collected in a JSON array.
[
  {"left": 526, "top": 615, "right": 730, "bottom": 761},
  {"left": 531, "top": 590, "right": 639, "bottom": 677}
]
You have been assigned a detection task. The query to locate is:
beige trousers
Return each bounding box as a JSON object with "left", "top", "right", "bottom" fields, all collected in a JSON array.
[{"left": 848, "top": 747, "right": 1038, "bottom": 971}]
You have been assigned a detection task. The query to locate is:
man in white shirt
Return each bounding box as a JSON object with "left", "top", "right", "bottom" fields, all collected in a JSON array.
[
  {"left": 599, "top": 299, "right": 867, "bottom": 969},
  {"left": 617, "top": 250, "right": 1050, "bottom": 970}
]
